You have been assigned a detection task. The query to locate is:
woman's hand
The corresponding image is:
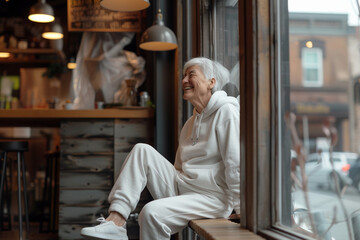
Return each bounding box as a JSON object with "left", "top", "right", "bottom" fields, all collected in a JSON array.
[{"left": 228, "top": 213, "right": 240, "bottom": 223}]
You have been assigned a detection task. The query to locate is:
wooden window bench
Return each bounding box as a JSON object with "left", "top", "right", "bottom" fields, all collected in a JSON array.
[{"left": 187, "top": 218, "right": 265, "bottom": 240}]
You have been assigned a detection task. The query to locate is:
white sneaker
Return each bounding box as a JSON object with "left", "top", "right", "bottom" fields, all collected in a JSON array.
[{"left": 81, "top": 217, "right": 128, "bottom": 240}]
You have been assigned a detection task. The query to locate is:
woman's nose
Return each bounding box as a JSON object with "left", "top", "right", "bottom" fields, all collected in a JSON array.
[{"left": 182, "top": 76, "right": 188, "bottom": 84}]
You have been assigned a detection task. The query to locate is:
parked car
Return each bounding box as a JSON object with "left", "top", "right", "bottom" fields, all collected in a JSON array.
[
  {"left": 349, "top": 157, "right": 360, "bottom": 192},
  {"left": 305, "top": 152, "right": 358, "bottom": 191}
]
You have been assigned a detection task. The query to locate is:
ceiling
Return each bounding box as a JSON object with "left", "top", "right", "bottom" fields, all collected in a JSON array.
[{"left": 0, "top": 0, "right": 67, "bottom": 18}]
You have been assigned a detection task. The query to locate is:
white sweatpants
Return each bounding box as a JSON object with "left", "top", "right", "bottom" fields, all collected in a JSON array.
[{"left": 108, "top": 143, "right": 232, "bottom": 240}]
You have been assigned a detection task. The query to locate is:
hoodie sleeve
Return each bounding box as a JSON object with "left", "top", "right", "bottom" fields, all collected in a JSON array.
[{"left": 216, "top": 104, "right": 240, "bottom": 214}]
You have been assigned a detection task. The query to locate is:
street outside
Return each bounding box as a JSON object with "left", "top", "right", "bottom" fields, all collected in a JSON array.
[{"left": 292, "top": 185, "right": 360, "bottom": 240}]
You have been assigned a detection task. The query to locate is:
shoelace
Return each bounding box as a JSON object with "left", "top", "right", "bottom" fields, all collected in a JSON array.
[
  {"left": 96, "top": 216, "right": 107, "bottom": 224},
  {"left": 96, "top": 215, "right": 126, "bottom": 228}
]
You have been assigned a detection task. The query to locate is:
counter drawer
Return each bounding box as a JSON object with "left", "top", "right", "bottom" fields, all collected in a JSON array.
[{"left": 60, "top": 172, "right": 112, "bottom": 189}]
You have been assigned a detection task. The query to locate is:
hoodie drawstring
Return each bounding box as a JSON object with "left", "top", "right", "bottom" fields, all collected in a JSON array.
[{"left": 191, "top": 113, "right": 203, "bottom": 145}]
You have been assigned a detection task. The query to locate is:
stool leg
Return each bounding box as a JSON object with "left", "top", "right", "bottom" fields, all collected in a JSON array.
[
  {"left": 17, "top": 152, "right": 23, "bottom": 240},
  {"left": 53, "top": 155, "right": 59, "bottom": 232},
  {"left": 48, "top": 155, "right": 54, "bottom": 232},
  {"left": 40, "top": 154, "right": 50, "bottom": 233},
  {"left": 5, "top": 169, "right": 12, "bottom": 230},
  {"left": 20, "top": 152, "right": 30, "bottom": 234},
  {"left": 0, "top": 152, "right": 7, "bottom": 231}
]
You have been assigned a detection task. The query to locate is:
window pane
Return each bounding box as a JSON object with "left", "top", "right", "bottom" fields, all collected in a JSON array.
[
  {"left": 305, "top": 69, "right": 319, "bottom": 82},
  {"left": 304, "top": 51, "right": 319, "bottom": 65},
  {"left": 200, "top": 0, "right": 239, "bottom": 94},
  {"left": 278, "top": 0, "right": 360, "bottom": 239}
]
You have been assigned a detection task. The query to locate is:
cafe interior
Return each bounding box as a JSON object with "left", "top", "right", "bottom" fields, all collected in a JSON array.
[{"left": 0, "top": 0, "right": 303, "bottom": 240}]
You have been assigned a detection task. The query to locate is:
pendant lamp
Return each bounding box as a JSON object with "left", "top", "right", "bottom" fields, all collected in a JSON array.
[
  {"left": 0, "top": 52, "right": 10, "bottom": 58},
  {"left": 67, "top": 57, "right": 76, "bottom": 69},
  {"left": 139, "top": 9, "right": 178, "bottom": 51},
  {"left": 42, "top": 22, "right": 64, "bottom": 40},
  {"left": 28, "top": 0, "right": 55, "bottom": 23},
  {"left": 100, "top": 0, "right": 150, "bottom": 12}
]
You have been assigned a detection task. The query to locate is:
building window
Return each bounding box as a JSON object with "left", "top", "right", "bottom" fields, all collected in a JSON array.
[{"left": 302, "top": 47, "right": 323, "bottom": 87}]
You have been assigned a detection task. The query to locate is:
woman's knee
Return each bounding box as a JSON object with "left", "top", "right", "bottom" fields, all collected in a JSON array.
[
  {"left": 138, "top": 203, "right": 153, "bottom": 225},
  {"left": 133, "top": 143, "right": 149, "bottom": 151},
  {"left": 138, "top": 202, "right": 160, "bottom": 226}
]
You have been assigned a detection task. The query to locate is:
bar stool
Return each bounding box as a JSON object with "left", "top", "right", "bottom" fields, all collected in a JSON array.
[
  {"left": 0, "top": 152, "right": 11, "bottom": 231},
  {"left": 39, "top": 150, "right": 60, "bottom": 233},
  {"left": 0, "top": 141, "right": 29, "bottom": 240}
]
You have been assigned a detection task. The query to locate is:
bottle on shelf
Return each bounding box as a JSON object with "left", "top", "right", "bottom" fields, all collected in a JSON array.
[{"left": 0, "top": 71, "right": 13, "bottom": 109}]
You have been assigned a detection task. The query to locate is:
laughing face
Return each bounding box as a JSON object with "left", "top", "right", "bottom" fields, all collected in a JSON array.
[{"left": 182, "top": 65, "right": 215, "bottom": 112}]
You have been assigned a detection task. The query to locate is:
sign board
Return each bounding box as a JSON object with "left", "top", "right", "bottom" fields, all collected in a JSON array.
[
  {"left": 67, "top": 0, "right": 142, "bottom": 32},
  {"left": 291, "top": 102, "right": 348, "bottom": 117}
]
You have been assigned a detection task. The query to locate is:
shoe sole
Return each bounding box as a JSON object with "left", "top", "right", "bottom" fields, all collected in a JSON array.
[{"left": 81, "top": 233, "right": 128, "bottom": 240}]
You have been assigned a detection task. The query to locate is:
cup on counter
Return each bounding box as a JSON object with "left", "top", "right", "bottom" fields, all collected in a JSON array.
[
  {"left": 65, "top": 102, "right": 73, "bottom": 110},
  {"left": 95, "top": 101, "right": 104, "bottom": 109}
]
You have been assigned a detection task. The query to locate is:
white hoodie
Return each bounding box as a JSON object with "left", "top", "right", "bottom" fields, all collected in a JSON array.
[{"left": 174, "top": 90, "right": 240, "bottom": 214}]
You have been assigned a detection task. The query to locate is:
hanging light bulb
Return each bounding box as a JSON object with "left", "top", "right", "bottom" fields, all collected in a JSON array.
[
  {"left": 67, "top": 57, "right": 76, "bottom": 69},
  {"left": 139, "top": 9, "right": 178, "bottom": 51},
  {"left": 0, "top": 52, "right": 10, "bottom": 58},
  {"left": 42, "top": 22, "right": 64, "bottom": 40},
  {"left": 28, "top": 0, "right": 55, "bottom": 23},
  {"left": 100, "top": 0, "right": 150, "bottom": 12}
]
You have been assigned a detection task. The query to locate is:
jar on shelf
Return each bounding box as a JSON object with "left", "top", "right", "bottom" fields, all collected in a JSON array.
[
  {"left": 139, "top": 91, "right": 150, "bottom": 107},
  {"left": 124, "top": 78, "right": 137, "bottom": 106}
]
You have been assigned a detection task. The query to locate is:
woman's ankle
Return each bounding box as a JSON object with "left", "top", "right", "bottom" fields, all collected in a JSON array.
[{"left": 106, "top": 211, "right": 126, "bottom": 226}]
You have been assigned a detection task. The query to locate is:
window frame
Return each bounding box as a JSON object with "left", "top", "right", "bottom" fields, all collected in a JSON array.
[
  {"left": 302, "top": 47, "right": 324, "bottom": 87},
  {"left": 239, "top": 0, "right": 316, "bottom": 239},
  {"left": 181, "top": 0, "right": 315, "bottom": 238}
]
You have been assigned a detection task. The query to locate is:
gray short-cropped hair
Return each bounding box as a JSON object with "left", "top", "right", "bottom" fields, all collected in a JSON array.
[{"left": 183, "top": 57, "right": 230, "bottom": 93}]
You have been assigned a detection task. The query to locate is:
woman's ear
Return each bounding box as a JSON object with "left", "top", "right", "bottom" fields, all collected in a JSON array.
[{"left": 209, "top": 78, "right": 216, "bottom": 90}]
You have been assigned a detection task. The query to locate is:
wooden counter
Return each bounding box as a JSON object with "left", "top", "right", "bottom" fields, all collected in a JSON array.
[
  {"left": 0, "top": 108, "right": 154, "bottom": 127},
  {"left": 0, "top": 108, "right": 154, "bottom": 239}
]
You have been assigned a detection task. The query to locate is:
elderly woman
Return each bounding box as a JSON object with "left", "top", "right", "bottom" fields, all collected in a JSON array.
[{"left": 81, "top": 57, "right": 240, "bottom": 240}]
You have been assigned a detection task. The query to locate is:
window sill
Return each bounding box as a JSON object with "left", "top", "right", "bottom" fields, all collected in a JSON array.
[{"left": 188, "top": 218, "right": 264, "bottom": 239}]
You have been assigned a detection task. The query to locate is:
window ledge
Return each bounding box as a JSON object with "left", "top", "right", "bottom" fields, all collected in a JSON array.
[{"left": 188, "top": 218, "right": 265, "bottom": 239}]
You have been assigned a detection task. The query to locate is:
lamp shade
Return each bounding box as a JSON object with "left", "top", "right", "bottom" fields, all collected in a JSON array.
[
  {"left": 42, "top": 22, "right": 64, "bottom": 40},
  {"left": 28, "top": 0, "right": 55, "bottom": 23},
  {"left": 100, "top": 0, "right": 150, "bottom": 12},
  {"left": 139, "top": 9, "right": 178, "bottom": 51}
]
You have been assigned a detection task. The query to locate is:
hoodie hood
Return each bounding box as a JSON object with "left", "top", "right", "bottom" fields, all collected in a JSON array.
[{"left": 191, "top": 90, "right": 239, "bottom": 145}]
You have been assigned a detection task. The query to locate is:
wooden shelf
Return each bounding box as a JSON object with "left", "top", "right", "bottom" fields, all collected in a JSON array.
[
  {"left": 0, "top": 59, "right": 61, "bottom": 64},
  {"left": 0, "top": 48, "right": 61, "bottom": 54},
  {"left": 0, "top": 108, "right": 154, "bottom": 127},
  {"left": 0, "top": 48, "right": 65, "bottom": 63}
]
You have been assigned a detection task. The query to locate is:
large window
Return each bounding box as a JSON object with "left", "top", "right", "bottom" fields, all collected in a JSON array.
[
  {"left": 276, "top": 0, "right": 360, "bottom": 239},
  {"left": 180, "top": 0, "right": 239, "bottom": 122},
  {"left": 200, "top": 0, "right": 239, "bottom": 91}
]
